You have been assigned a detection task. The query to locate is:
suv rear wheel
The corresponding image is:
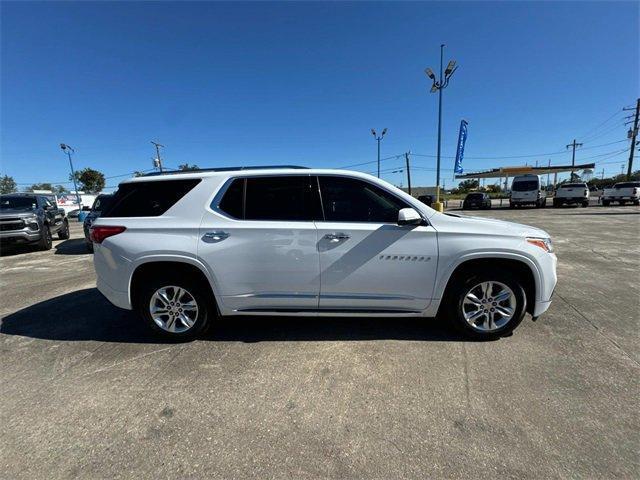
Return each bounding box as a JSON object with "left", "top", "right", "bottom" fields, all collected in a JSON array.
[
  {"left": 135, "top": 275, "right": 212, "bottom": 340},
  {"left": 446, "top": 272, "right": 527, "bottom": 340}
]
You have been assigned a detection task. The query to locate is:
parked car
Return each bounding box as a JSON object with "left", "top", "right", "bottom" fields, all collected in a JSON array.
[
  {"left": 510, "top": 174, "right": 547, "bottom": 208},
  {"left": 91, "top": 167, "right": 557, "bottom": 341},
  {"left": 601, "top": 181, "right": 640, "bottom": 206},
  {"left": 417, "top": 194, "right": 434, "bottom": 207},
  {"left": 462, "top": 192, "right": 491, "bottom": 210},
  {"left": 0, "top": 193, "right": 70, "bottom": 250},
  {"left": 83, "top": 194, "right": 114, "bottom": 252},
  {"left": 553, "top": 183, "right": 589, "bottom": 208}
]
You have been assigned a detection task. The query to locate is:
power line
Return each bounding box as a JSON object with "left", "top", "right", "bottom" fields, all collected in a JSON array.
[{"left": 577, "top": 109, "right": 625, "bottom": 142}]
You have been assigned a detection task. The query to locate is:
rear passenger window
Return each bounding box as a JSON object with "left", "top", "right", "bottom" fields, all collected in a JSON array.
[
  {"left": 245, "top": 176, "right": 315, "bottom": 221},
  {"left": 103, "top": 179, "right": 201, "bottom": 217}
]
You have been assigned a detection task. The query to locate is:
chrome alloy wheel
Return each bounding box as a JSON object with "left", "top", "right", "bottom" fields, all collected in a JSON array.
[
  {"left": 149, "top": 286, "right": 199, "bottom": 333},
  {"left": 462, "top": 281, "right": 516, "bottom": 332}
]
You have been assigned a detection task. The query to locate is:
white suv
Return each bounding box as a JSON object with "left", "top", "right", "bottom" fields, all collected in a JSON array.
[{"left": 91, "top": 167, "right": 557, "bottom": 340}]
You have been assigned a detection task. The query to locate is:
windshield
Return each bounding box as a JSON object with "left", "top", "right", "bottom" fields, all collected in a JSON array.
[
  {"left": 512, "top": 180, "right": 539, "bottom": 191},
  {"left": 0, "top": 196, "right": 37, "bottom": 211},
  {"left": 466, "top": 193, "right": 484, "bottom": 199},
  {"left": 560, "top": 183, "right": 586, "bottom": 189}
]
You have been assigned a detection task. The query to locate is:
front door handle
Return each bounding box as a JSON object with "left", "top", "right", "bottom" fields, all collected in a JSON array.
[
  {"left": 324, "top": 232, "right": 350, "bottom": 242},
  {"left": 203, "top": 231, "right": 230, "bottom": 242}
]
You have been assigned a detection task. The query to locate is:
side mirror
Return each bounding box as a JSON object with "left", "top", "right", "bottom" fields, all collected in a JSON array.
[{"left": 398, "top": 208, "right": 422, "bottom": 226}]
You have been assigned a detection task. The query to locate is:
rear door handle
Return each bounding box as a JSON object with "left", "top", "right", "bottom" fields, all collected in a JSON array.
[
  {"left": 324, "top": 233, "right": 350, "bottom": 242},
  {"left": 203, "top": 231, "right": 229, "bottom": 242}
]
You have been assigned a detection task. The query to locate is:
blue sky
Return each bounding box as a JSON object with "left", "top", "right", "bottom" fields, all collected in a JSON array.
[{"left": 1, "top": 1, "right": 638, "bottom": 190}]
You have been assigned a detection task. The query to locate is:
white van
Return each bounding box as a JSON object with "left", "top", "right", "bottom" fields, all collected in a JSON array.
[{"left": 510, "top": 174, "right": 546, "bottom": 208}]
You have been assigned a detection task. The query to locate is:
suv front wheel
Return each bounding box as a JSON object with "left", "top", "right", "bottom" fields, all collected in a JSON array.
[
  {"left": 136, "top": 276, "right": 213, "bottom": 340},
  {"left": 446, "top": 272, "right": 527, "bottom": 340}
]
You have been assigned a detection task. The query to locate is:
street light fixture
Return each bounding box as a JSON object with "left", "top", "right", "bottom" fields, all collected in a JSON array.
[
  {"left": 60, "top": 143, "right": 82, "bottom": 209},
  {"left": 425, "top": 44, "right": 459, "bottom": 212},
  {"left": 371, "top": 128, "right": 388, "bottom": 178}
]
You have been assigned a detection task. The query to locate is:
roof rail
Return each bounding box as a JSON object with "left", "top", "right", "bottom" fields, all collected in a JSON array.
[{"left": 143, "top": 165, "right": 309, "bottom": 177}]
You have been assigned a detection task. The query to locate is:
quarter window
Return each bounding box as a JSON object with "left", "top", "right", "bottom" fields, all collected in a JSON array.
[
  {"left": 102, "top": 179, "right": 201, "bottom": 217},
  {"left": 218, "top": 178, "right": 244, "bottom": 219},
  {"left": 318, "top": 176, "right": 409, "bottom": 223}
]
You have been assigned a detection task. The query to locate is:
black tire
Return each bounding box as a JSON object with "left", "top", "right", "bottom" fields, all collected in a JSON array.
[
  {"left": 581, "top": 201, "right": 589, "bottom": 208},
  {"left": 135, "top": 274, "right": 214, "bottom": 341},
  {"left": 619, "top": 200, "right": 626, "bottom": 206},
  {"left": 602, "top": 200, "right": 610, "bottom": 206},
  {"left": 57, "top": 219, "right": 70, "bottom": 240},
  {"left": 445, "top": 272, "right": 527, "bottom": 340},
  {"left": 38, "top": 225, "right": 52, "bottom": 251},
  {"left": 86, "top": 241, "right": 94, "bottom": 253},
  {"left": 634, "top": 200, "right": 640, "bottom": 206}
]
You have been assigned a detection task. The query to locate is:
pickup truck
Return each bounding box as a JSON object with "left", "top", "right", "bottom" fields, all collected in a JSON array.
[
  {"left": 0, "top": 193, "right": 70, "bottom": 250},
  {"left": 553, "top": 183, "right": 589, "bottom": 208},
  {"left": 601, "top": 181, "right": 640, "bottom": 206}
]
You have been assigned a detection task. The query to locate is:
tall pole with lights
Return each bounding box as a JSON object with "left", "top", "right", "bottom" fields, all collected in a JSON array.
[
  {"left": 60, "top": 144, "right": 81, "bottom": 208},
  {"left": 371, "top": 128, "right": 387, "bottom": 178},
  {"left": 425, "top": 44, "right": 458, "bottom": 212}
]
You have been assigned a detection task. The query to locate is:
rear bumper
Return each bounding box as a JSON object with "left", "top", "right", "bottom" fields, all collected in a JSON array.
[
  {"left": 97, "top": 276, "right": 132, "bottom": 310},
  {"left": 555, "top": 197, "right": 587, "bottom": 203}
]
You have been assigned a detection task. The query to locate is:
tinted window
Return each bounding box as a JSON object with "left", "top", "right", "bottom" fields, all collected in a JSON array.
[
  {"left": 512, "top": 180, "right": 539, "bottom": 191},
  {"left": 319, "top": 176, "right": 409, "bottom": 223},
  {"left": 615, "top": 182, "right": 640, "bottom": 188},
  {"left": 245, "top": 176, "right": 316, "bottom": 221},
  {"left": 103, "top": 179, "right": 201, "bottom": 217},
  {"left": 218, "top": 178, "right": 244, "bottom": 219},
  {"left": 92, "top": 195, "right": 113, "bottom": 212},
  {"left": 560, "top": 183, "right": 586, "bottom": 189},
  {"left": 466, "top": 193, "right": 484, "bottom": 199}
]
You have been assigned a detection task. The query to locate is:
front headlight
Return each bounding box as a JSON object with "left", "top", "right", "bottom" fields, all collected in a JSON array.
[{"left": 527, "top": 237, "right": 554, "bottom": 253}]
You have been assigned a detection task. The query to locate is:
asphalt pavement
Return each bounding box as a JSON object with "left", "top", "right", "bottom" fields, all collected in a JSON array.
[{"left": 1, "top": 206, "right": 638, "bottom": 479}]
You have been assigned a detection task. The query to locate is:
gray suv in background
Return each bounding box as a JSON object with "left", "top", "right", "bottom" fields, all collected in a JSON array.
[{"left": 0, "top": 194, "right": 70, "bottom": 250}]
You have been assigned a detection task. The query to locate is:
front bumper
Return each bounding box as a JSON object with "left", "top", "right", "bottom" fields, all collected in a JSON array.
[{"left": 0, "top": 229, "right": 41, "bottom": 243}]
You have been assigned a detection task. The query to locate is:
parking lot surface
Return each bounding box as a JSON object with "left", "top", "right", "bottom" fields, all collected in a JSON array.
[{"left": 1, "top": 206, "right": 639, "bottom": 479}]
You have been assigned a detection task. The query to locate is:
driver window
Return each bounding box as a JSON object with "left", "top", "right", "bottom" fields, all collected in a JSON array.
[{"left": 318, "top": 176, "right": 409, "bottom": 223}]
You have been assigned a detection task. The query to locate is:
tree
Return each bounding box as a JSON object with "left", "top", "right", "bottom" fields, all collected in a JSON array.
[
  {"left": 54, "top": 185, "right": 66, "bottom": 194},
  {"left": 178, "top": 163, "right": 200, "bottom": 171},
  {"left": 30, "top": 183, "right": 54, "bottom": 192},
  {"left": 457, "top": 179, "right": 479, "bottom": 193},
  {"left": 69, "top": 168, "right": 105, "bottom": 193},
  {"left": 486, "top": 184, "right": 502, "bottom": 194},
  {"left": 0, "top": 175, "right": 17, "bottom": 194},
  {"left": 133, "top": 171, "right": 146, "bottom": 177}
]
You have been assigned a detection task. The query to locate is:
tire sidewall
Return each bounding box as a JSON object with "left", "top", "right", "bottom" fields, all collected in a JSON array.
[
  {"left": 58, "top": 219, "right": 70, "bottom": 239},
  {"left": 136, "top": 276, "right": 212, "bottom": 341},
  {"left": 447, "top": 272, "right": 527, "bottom": 340},
  {"left": 39, "top": 225, "right": 52, "bottom": 250}
]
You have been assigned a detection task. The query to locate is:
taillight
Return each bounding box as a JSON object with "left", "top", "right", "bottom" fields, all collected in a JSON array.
[
  {"left": 584, "top": 189, "right": 588, "bottom": 196},
  {"left": 90, "top": 225, "right": 126, "bottom": 244}
]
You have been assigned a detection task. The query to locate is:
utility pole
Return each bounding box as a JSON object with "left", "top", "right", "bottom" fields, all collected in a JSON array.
[
  {"left": 60, "top": 144, "right": 82, "bottom": 208},
  {"left": 623, "top": 98, "right": 640, "bottom": 180},
  {"left": 600, "top": 168, "right": 605, "bottom": 180},
  {"left": 151, "top": 141, "right": 164, "bottom": 172},
  {"left": 404, "top": 152, "right": 412, "bottom": 195},
  {"left": 546, "top": 159, "right": 551, "bottom": 189},
  {"left": 424, "top": 44, "right": 458, "bottom": 212},
  {"left": 566, "top": 139, "right": 583, "bottom": 178},
  {"left": 371, "top": 129, "right": 387, "bottom": 178}
]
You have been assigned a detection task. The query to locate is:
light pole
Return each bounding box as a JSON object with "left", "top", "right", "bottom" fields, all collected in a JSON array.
[
  {"left": 60, "top": 144, "right": 81, "bottom": 208},
  {"left": 425, "top": 44, "right": 458, "bottom": 212},
  {"left": 371, "top": 128, "right": 387, "bottom": 178}
]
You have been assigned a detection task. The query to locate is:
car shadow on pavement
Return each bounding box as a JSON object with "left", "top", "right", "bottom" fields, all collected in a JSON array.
[
  {"left": 55, "top": 238, "right": 90, "bottom": 255},
  {"left": 1, "top": 288, "right": 470, "bottom": 344}
]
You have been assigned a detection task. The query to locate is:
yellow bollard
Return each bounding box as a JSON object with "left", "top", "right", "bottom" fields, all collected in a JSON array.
[{"left": 433, "top": 201, "right": 444, "bottom": 212}]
